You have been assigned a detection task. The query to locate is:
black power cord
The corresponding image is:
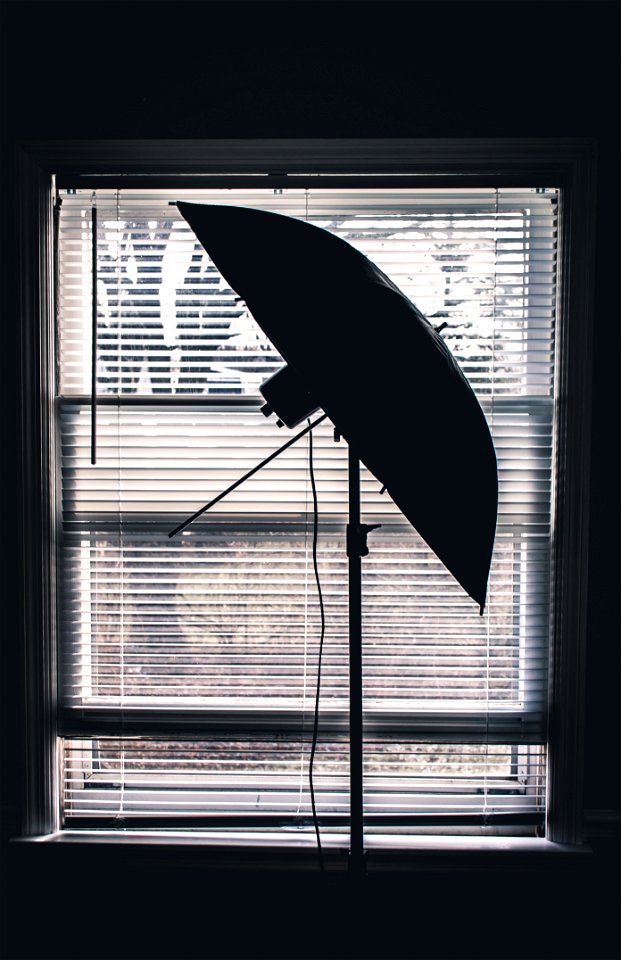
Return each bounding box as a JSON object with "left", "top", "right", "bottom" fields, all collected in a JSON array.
[{"left": 307, "top": 423, "right": 326, "bottom": 871}]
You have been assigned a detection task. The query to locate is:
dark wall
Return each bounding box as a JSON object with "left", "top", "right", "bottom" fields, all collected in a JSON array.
[{"left": 1, "top": 2, "right": 619, "bottom": 958}]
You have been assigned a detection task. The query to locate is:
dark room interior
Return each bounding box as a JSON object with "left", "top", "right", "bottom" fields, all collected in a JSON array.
[{"left": 1, "top": 2, "right": 619, "bottom": 959}]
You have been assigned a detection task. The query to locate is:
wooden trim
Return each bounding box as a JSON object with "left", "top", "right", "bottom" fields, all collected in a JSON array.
[
  {"left": 22, "top": 137, "right": 591, "bottom": 178},
  {"left": 546, "top": 141, "right": 598, "bottom": 844},
  {"left": 15, "top": 145, "right": 59, "bottom": 836},
  {"left": 56, "top": 174, "right": 563, "bottom": 190},
  {"left": 14, "top": 138, "right": 596, "bottom": 846}
]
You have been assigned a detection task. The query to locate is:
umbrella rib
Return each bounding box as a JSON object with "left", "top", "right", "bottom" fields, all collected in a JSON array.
[{"left": 168, "top": 413, "right": 328, "bottom": 538}]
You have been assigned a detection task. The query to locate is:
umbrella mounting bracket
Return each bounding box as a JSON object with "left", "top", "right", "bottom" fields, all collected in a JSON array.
[
  {"left": 346, "top": 523, "right": 381, "bottom": 558},
  {"left": 167, "top": 413, "right": 328, "bottom": 538}
]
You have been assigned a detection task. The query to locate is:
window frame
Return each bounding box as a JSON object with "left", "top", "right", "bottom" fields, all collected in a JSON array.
[{"left": 14, "top": 138, "right": 596, "bottom": 849}]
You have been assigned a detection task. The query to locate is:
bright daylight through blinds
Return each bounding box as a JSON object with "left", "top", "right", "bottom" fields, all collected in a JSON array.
[{"left": 57, "top": 187, "right": 557, "bottom": 836}]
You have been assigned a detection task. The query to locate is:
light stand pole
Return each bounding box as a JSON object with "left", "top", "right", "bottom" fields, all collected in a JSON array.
[
  {"left": 346, "top": 446, "right": 380, "bottom": 878},
  {"left": 347, "top": 449, "right": 364, "bottom": 876}
]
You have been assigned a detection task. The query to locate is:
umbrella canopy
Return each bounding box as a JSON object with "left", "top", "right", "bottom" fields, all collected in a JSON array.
[{"left": 177, "top": 201, "right": 498, "bottom": 612}]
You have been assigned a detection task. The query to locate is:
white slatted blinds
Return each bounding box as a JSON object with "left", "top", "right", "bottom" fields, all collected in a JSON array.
[{"left": 56, "top": 186, "right": 558, "bottom": 837}]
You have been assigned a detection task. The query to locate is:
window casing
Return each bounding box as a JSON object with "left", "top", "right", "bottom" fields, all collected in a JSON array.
[{"left": 15, "top": 141, "right": 596, "bottom": 851}]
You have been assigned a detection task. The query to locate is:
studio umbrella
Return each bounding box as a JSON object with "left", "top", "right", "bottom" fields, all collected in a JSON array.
[{"left": 177, "top": 201, "right": 498, "bottom": 612}]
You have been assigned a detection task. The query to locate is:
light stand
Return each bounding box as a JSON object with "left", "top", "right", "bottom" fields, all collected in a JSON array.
[
  {"left": 346, "top": 448, "right": 381, "bottom": 876},
  {"left": 169, "top": 416, "right": 379, "bottom": 877}
]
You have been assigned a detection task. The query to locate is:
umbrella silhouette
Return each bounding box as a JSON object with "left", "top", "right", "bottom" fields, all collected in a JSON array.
[{"left": 177, "top": 201, "right": 498, "bottom": 613}]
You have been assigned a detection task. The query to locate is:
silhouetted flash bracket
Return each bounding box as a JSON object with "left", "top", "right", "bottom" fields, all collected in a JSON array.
[
  {"left": 168, "top": 413, "right": 327, "bottom": 539},
  {"left": 170, "top": 201, "right": 499, "bottom": 874}
]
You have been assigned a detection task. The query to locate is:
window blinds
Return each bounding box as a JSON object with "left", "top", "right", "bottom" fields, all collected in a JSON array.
[
  {"left": 58, "top": 188, "right": 556, "bottom": 399},
  {"left": 62, "top": 738, "right": 545, "bottom": 827},
  {"left": 57, "top": 186, "right": 558, "bottom": 835}
]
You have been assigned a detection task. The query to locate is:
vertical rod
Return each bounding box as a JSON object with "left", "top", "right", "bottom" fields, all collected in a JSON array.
[
  {"left": 348, "top": 447, "right": 365, "bottom": 876},
  {"left": 90, "top": 205, "right": 97, "bottom": 465}
]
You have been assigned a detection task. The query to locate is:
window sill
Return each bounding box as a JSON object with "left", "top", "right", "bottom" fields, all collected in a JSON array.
[{"left": 13, "top": 830, "right": 590, "bottom": 873}]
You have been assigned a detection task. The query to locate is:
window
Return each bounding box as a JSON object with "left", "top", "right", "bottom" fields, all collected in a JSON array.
[{"left": 16, "top": 141, "right": 596, "bottom": 854}]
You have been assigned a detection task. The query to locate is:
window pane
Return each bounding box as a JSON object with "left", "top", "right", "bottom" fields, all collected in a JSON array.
[
  {"left": 58, "top": 188, "right": 557, "bottom": 400},
  {"left": 62, "top": 738, "right": 545, "bottom": 829},
  {"left": 60, "top": 406, "right": 550, "bottom": 719},
  {"left": 56, "top": 185, "right": 558, "bottom": 836}
]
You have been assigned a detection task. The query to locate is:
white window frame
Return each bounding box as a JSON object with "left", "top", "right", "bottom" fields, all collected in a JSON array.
[{"left": 15, "top": 139, "right": 596, "bottom": 853}]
